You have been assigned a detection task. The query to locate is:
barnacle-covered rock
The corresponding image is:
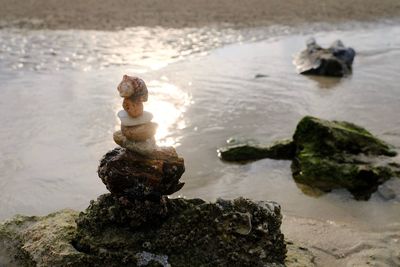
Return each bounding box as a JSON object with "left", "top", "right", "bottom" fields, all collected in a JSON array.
[
  {"left": 98, "top": 147, "right": 185, "bottom": 201},
  {"left": 73, "top": 194, "right": 287, "bottom": 267},
  {"left": 0, "top": 195, "right": 305, "bottom": 267}
]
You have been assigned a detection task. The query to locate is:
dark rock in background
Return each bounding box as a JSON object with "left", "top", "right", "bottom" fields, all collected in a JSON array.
[{"left": 293, "top": 38, "right": 356, "bottom": 77}]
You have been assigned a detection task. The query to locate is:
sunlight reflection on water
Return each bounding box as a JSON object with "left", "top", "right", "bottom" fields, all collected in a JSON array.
[
  {"left": 1, "top": 22, "right": 400, "bottom": 229},
  {"left": 146, "top": 80, "right": 191, "bottom": 147}
]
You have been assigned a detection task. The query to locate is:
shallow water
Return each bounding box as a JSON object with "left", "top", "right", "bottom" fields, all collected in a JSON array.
[{"left": 0, "top": 23, "right": 400, "bottom": 233}]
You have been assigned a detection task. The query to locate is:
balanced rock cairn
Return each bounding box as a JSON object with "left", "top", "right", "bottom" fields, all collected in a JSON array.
[
  {"left": 71, "top": 75, "right": 286, "bottom": 266},
  {"left": 99, "top": 75, "right": 185, "bottom": 202}
]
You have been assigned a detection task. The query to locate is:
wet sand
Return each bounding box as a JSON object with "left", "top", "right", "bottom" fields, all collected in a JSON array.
[
  {"left": 1, "top": 1, "right": 400, "bottom": 266},
  {"left": 1, "top": 0, "right": 400, "bottom": 30},
  {"left": 283, "top": 216, "right": 400, "bottom": 266}
]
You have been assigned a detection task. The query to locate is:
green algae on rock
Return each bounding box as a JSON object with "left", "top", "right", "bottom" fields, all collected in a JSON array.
[
  {"left": 218, "top": 116, "right": 399, "bottom": 200},
  {"left": 293, "top": 116, "right": 396, "bottom": 157},
  {"left": 217, "top": 139, "right": 296, "bottom": 162},
  {"left": 292, "top": 116, "right": 399, "bottom": 200},
  {"left": 0, "top": 209, "right": 91, "bottom": 267}
]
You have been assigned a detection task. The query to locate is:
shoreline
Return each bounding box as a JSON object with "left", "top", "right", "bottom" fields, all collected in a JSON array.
[{"left": 1, "top": 0, "right": 400, "bottom": 30}]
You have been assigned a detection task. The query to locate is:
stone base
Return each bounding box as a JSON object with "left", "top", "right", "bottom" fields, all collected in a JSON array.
[
  {"left": 74, "top": 194, "right": 286, "bottom": 267},
  {"left": 0, "top": 195, "right": 308, "bottom": 267}
]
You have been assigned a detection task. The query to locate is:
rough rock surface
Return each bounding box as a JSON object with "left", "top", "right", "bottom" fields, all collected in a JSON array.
[
  {"left": 0, "top": 196, "right": 310, "bottom": 267},
  {"left": 218, "top": 139, "right": 295, "bottom": 162},
  {"left": 218, "top": 116, "right": 399, "bottom": 200},
  {"left": 0, "top": 209, "right": 88, "bottom": 267},
  {"left": 292, "top": 116, "right": 399, "bottom": 200},
  {"left": 293, "top": 38, "right": 356, "bottom": 77},
  {"left": 98, "top": 147, "right": 185, "bottom": 201},
  {"left": 73, "top": 194, "right": 286, "bottom": 267}
]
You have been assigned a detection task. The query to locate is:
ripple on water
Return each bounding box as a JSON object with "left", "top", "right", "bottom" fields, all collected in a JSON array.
[{"left": 0, "top": 22, "right": 400, "bottom": 230}]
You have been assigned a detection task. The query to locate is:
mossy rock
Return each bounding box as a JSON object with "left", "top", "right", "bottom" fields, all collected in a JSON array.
[
  {"left": 293, "top": 116, "right": 396, "bottom": 157},
  {"left": 292, "top": 116, "right": 398, "bottom": 200},
  {"left": 217, "top": 139, "right": 296, "bottom": 162},
  {"left": 218, "top": 116, "right": 399, "bottom": 200},
  {"left": 0, "top": 209, "right": 94, "bottom": 267}
]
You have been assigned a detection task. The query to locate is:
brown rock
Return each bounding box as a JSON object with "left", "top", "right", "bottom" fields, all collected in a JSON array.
[
  {"left": 98, "top": 147, "right": 185, "bottom": 201},
  {"left": 113, "top": 130, "right": 157, "bottom": 155},
  {"left": 117, "top": 75, "right": 148, "bottom": 101},
  {"left": 121, "top": 122, "right": 158, "bottom": 142},
  {"left": 122, "top": 98, "right": 144, "bottom": 118}
]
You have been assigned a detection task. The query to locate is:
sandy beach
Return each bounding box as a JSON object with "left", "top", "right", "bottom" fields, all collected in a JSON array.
[
  {"left": 1, "top": 1, "right": 400, "bottom": 266},
  {"left": 1, "top": 0, "right": 400, "bottom": 30}
]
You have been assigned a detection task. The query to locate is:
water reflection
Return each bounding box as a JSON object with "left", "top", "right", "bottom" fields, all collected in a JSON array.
[
  {"left": 304, "top": 75, "right": 344, "bottom": 89},
  {"left": 146, "top": 80, "right": 191, "bottom": 147},
  {"left": 1, "top": 22, "right": 400, "bottom": 228}
]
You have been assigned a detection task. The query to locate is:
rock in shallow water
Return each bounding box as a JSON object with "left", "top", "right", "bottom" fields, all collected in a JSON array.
[
  {"left": 98, "top": 147, "right": 185, "bottom": 201},
  {"left": 293, "top": 38, "right": 356, "bottom": 77},
  {"left": 291, "top": 116, "right": 399, "bottom": 200},
  {"left": 218, "top": 116, "right": 399, "bottom": 200},
  {"left": 218, "top": 139, "right": 295, "bottom": 162}
]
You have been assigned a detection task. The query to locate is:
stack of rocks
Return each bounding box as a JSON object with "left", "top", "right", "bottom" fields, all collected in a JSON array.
[
  {"left": 100, "top": 74, "right": 185, "bottom": 202},
  {"left": 69, "top": 75, "right": 287, "bottom": 266},
  {"left": 0, "top": 76, "right": 295, "bottom": 267},
  {"left": 113, "top": 75, "right": 157, "bottom": 155}
]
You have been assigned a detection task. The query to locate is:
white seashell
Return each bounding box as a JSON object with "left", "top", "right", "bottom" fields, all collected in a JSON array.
[
  {"left": 117, "top": 75, "right": 148, "bottom": 100},
  {"left": 117, "top": 110, "right": 153, "bottom": 126}
]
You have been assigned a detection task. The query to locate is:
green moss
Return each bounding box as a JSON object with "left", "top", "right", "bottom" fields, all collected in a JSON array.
[
  {"left": 292, "top": 116, "right": 398, "bottom": 199},
  {"left": 217, "top": 139, "right": 295, "bottom": 162},
  {"left": 218, "top": 116, "right": 399, "bottom": 200},
  {"left": 293, "top": 116, "right": 397, "bottom": 157},
  {"left": 0, "top": 209, "right": 96, "bottom": 267}
]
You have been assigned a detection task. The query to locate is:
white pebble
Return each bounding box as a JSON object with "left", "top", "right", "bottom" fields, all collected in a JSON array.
[{"left": 117, "top": 110, "right": 153, "bottom": 126}]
